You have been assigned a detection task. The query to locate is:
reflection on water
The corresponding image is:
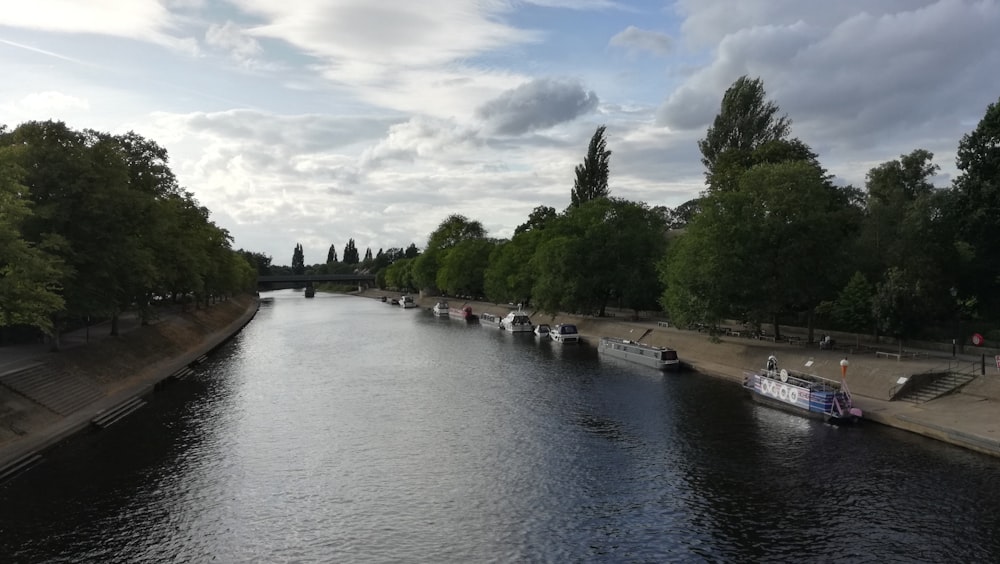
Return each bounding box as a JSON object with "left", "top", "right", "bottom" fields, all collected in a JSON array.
[{"left": 2, "top": 290, "right": 1000, "bottom": 562}]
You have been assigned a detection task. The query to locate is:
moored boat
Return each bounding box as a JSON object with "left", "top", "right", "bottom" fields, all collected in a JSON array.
[
  {"left": 399, "top": 295, "right": 417, "bottom": 309},
  {"left": 449, "top": 304, "right": 475, "bottom": 322},
  {"left": 598, "top": 337, "right": 678, "bottom": 370},
  {"left": 534, "top": 324, "right": 551, "bottom": 338},
  {"left": 500, "top": 307, "right": 533, "bottom": 333},
  {"left": 743, "top": 355, "right": 861, "bottom": 424},
  {"left": 432, "top": 301, "right": 450, "bottom": 316},
  {"left": 479, "top": 312, "right": 501, "bottom": 328},
  {"left": 550, "top": 324, "right": 579, "bottom": 343}
]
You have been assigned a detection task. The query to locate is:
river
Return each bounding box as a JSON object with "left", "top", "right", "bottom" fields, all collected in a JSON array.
[{"left": 2, "top": 290, "right": 1000, "bottom": 562}]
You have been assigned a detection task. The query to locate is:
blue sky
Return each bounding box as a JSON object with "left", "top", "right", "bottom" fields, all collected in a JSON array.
[{"left": 2, "top": 1, "right": 999, "bottom": 266}]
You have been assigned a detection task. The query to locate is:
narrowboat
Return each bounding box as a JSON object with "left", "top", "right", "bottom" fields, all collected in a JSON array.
[{"left": 598, "top": 337, "right": 679, "bottom": 370}]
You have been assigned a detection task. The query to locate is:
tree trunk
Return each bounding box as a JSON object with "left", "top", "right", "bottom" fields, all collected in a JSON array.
[{"left": 110, "top": 309, "right": 119, "bottom": 337}]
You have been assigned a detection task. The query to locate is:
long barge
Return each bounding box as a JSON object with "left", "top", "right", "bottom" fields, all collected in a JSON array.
[{"left": 597, "top": 337, "right": 679, "bottom": 370}]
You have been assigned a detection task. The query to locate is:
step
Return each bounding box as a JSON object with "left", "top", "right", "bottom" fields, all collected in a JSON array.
[
  {"left": 91, "top": 397, "right": 147, "bottom": 429},
  {"left": 0, "top": 453, "right": 43, "bottom": 485}
]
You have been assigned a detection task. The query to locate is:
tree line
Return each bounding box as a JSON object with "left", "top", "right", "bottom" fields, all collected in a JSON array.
[
  {"left": 0, "top": 121, "right": 257, "bottom": 348},
  {"left": 375, "top": 78, "right": 1000, "bottom": 349}
]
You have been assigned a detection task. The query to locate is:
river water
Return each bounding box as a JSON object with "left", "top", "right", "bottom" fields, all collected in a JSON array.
[{"left": 3, "top": 290, "right": 1000, "bottom": 562}]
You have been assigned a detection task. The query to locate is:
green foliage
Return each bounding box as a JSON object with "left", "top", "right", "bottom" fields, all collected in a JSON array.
[
  {"left": 0, "top": 120, "right": 252, "bottom": 340},
  {"left": 533, "top": 198, "right": 665, "bottom": 316},
  {"left": 0, "top": 146, "right": 65, "bottom": 333},
  {"left": 483, "top": 230, "right": 543, "bottom": 304},
  {"left": 570, "top": 125, "right": 611, "bottom": 208},
  {"left": 698, "top": 76, "right": 791, "bottom": 181},
  {"left": 873, "top": 267, "right": 925, "bottom": 345},
  {"left": 949, "top": 96, "right": 1000, "bottom": 318},
  {"left": 326, "top": 244, "right": 338, "bottom": 264},
  {"left": 436, "top": 238, "right": 497, "bottom": 298}
]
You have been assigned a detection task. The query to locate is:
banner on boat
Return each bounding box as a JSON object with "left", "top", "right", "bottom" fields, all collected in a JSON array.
[{"left": 754, "top": 376, "right": 811, "bottom": 410}]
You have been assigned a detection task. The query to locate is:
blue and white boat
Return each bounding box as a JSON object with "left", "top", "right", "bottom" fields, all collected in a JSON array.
[{"left": 743, "top": 355, "right": 861, "bottom": 424}]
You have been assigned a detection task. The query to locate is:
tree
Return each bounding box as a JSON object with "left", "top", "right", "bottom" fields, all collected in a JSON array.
[
  {"left": 570, "top": 125, "right": 611, "bottom": 208},
  {"left": 514, "top": 205, "right": 557, "bottom": 235},
  {"left": 949, "top": 96, "right": 1000, "bottom": 318},
  {"left": 698, "top": 76, "right": 790, "bottom": 182},
  {"left": 0, "top": 145, "right": 65, "bottom": 334},
  {"left": 533, "top": 198, "right": 666, "bottom": 317},
  {"left": 414, "top": 215, "right": 486, "bottom": 292},
  {"left": 326, "top": 244, "right": 338, "bottom": 264},
  {"left": 436, "top": 238, "right": 497, "bottom": 298},
  {"left": 343, "top": 238, "right": 360, "bottom": 265},
  {"left": 660, "top": 160, "right": 849, "bottom": 338},
  {"left": 818, "top": 271, "right": 874, "bottom": 347},
  {"left": 292, "top": 243, "right": 305, "bottom": 274}
]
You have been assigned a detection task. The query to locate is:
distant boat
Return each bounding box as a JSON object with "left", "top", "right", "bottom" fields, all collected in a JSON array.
[
  {"left": 743, "top": 355, "right": 861, "bottom": 424},
  {"left": 550, "top": 324, "right": 579, "bottom": 343},
  {"left": 598, "top": 337, "right": 678, "bottom": 371},
  {"left": 432, "top": 301, "right": 450, "bottom": 316},
  {"left": 304, "top": 287, "right": 316, "bottom": 298},
  {"left": 479, "top": 312, "right": 501, "bottom": 328},
  {"left": 399, "top": 295, "right": 417, "bottom": 309},
  {"left": 534, "top": 324, "right": 551, "bottom": 338}
]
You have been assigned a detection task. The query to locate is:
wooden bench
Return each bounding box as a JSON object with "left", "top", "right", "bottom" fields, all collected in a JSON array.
[{"left": 875, "top": 351, "right": 901, "bottom": 360}]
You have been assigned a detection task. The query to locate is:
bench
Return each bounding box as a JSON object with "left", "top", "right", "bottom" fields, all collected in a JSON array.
[
  {"left": 875, "top": 351, "right": 901, "bottom": 360},
  {"left": 657, "top": 321, "right": 669, "bottom": 328}
]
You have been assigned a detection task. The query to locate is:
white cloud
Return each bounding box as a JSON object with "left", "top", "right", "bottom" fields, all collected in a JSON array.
[
  {"left": 609, "top": 26, "right": 673, "bottom": 56},
  {"left": 2, "top": 0, "right": 197, "bottom": 53},
  {"left": 205, "top": 21, "right": 263, "bottom": 67},
  {"left": 11, "top": 91, "right": 90, "bottom": 114}
]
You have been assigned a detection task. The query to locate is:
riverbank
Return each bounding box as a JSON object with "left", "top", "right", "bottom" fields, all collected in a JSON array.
[
  {"left": 371, "top": 290, "right": 1000, "bottom": 458},
  {"left": 0, "top": 294, "right": 259, "bottom": 476}
]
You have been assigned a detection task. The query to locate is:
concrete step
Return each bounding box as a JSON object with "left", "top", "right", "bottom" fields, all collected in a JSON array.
[
  {"left": 0, "top": 363, "right": 105, "bottom": 415},
  {"left": 91, "top": 397, "right": 147, "bottom": 429},
  {"left": 0, "top": 452, "right": 43, "bottom": 485}
]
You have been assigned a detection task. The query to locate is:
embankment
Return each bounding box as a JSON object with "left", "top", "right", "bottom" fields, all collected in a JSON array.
[{"left": 0, "top": 294, "right": 259, "bottom": 471}]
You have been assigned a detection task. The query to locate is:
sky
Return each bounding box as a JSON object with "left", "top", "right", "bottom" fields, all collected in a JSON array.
[{"left": 2, "top": 1, "right": 999, "bottom": 266}]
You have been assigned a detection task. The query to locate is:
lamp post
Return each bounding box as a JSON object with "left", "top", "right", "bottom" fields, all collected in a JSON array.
[
  {"left": 950, "top": 287, "right": 959, "bottom": 357},
  {"left": 840, "top": 358, "right": 849, "bottom": 380}
]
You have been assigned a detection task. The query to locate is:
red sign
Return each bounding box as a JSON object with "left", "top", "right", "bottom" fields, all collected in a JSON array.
[{"left": 972, "top": 333, "right": 985, "bottom": 346}]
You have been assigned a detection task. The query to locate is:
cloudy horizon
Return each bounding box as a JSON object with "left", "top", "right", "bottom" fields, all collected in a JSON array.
[{"left": 3, "top": 1, "right": 998, "bottom": 265}]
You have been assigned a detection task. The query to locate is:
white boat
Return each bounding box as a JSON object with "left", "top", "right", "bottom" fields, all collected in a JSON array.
[
  {"left": 432, "top": 301, "right": 450, "bottom": 316},
  {"left": 399, "top": 295, "right": 417, "bottom": 309},
  {"left": 479, "top": 312, "right": 501, "bottom": 328},
  {"left": 598, "top": 337, "right": 679, "bottom": 371},
  {"left": 551, "top": 324, "right": 580, "bottom": 343},
  {"left": 534, "top": 324, "right": 551, "bottom": 338},
  {"left": 499, "top": 307, "right": 533, "bottom": 333}
]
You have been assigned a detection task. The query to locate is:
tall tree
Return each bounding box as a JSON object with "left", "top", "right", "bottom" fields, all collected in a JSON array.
[
  {"left": 292, "top": 243, "right": 305, "bottom": 274},
  {"left": 949, "top": 96, "right": 1000, "bottom": 318},
  {"left": 698, "top": 76, "right": 790, "bottom": 183},
  {"left": 570, "top": 125, "right": 611, "bottom": 208},
  {"left": 343, "top": 238, "right": 360, "bottom": 265},
  {"left": 326, "top": 244, "right": 338, "bottom": 264}
]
